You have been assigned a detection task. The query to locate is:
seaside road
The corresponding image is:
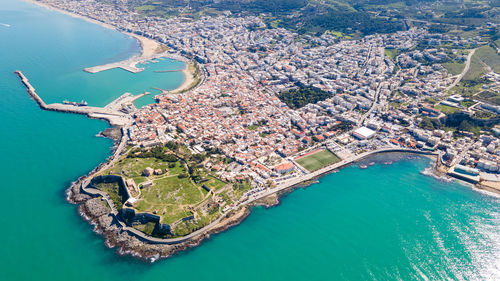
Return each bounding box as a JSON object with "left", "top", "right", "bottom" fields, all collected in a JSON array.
[{"left": 96, "top": 147, "right": 438, "bottom": 245}]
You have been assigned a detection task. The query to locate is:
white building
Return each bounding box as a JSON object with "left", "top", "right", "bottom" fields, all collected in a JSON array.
[{"left": 352, "top": 127, "right": 376, "bottom": 140}]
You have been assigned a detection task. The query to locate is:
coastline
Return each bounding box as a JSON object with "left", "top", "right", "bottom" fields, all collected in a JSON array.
[
  {"left": 24, "top": 0, "right": 198, "bottom": 93},
  {"left": 64, "top": 148, "right": 445, "bottom": 262},
  {"left": 20, "top": 0, "right": 500, "bottom": 264},
  {"left": 169, "top": 63, "right": 197, "bottom": 94},
  {"left": 24, "top": 0, "right": 161, "bottom": 59}
]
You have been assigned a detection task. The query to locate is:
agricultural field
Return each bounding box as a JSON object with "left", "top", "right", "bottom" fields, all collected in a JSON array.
[
  {"left": 464, "top": 54, "right": 488, "bottom": 81},
  {"left": 450, "top": 78, "right": 489, "bottom": 97},
  {"left": 442, "top": 62, "right": 465, "bottom": 76},
  {"left": 475, "top": 45, "right": 500, "bottom": 73},
  {"left": 463, "top": 46, "right": 500, "bottom": 81},
  {"left": 295, "top": 149, "right": 340, "bottom": 172}
]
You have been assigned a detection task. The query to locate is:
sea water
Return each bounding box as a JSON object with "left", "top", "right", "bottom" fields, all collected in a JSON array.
[{"left": 1, "top": 0, "right": 499, "bottom": 280}]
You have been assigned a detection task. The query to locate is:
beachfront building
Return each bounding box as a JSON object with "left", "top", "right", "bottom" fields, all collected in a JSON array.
[
  {"left": 352, "top": 127, "right": 376, "bottom": 140},
  {"left": 274, "top": 162, "right": 295, "bottom": 174}
]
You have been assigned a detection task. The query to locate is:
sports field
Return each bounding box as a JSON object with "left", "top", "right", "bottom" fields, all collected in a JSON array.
[{"left": 295, "top": 149, "right": 340, "bottom": 172}]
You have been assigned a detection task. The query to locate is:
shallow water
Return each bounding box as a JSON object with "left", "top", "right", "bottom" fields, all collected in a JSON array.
[{"left": 1, "top": 0, "right": 500, "bottom": 280}]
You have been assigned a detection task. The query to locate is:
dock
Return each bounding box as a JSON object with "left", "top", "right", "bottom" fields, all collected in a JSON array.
[
  {"left": 84, "top": 57, "right": 144, "bottom": 73},
  {"left": 84, "top": 51, "right": 173, "bottom": 74},
  {"left": 14, "top": 70, "right": 148, "bottom": 126},
  {"left": 83, "top": 51, "right": 191, "bottom": 74}
]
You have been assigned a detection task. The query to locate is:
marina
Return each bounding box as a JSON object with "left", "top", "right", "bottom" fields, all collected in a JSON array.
[{"left": 83, "top": 51, "right": 171, "bottom": 74}]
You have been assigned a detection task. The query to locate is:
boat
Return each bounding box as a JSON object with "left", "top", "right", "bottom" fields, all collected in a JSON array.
[
  {"left": 359, "top": 164, "right": 368, "bottom": 169},
  {"left": 63, "top": 100, "right": 88, "bottom": 106}
]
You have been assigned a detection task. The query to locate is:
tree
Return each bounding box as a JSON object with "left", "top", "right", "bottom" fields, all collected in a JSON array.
[
  {"left": 190, "top": 153, "right": 206, "bottom": 163},
  {"left": 459, "top": 120, "right": 473, "bottom": 132},
  {"left": 419, "top": 117, "right": 434, "bottom": 130},
  {"left": 165, "top": 141, "right": 179, "bottom": 151}
]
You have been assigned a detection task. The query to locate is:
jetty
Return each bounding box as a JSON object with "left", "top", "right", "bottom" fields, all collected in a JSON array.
[
  {"left": 14, "top": 70, "right": 147, "bottom": 126},
  {"left": 84, "top": 57, "right": 145, "bottom": 73},
  {"left": 83, "top": 51, "right": 190, "bottom": 74},
  {"left": 84, "top": 51, "right": 168, "bottom": 74}
]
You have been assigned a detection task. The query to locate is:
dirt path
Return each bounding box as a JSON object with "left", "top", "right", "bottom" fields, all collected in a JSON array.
[{"left": 446, "top": 48, "right": 476, "bottom": 91}]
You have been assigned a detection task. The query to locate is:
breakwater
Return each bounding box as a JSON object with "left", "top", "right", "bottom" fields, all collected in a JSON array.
[
  {"left": 15, "top": 70, "right": 47, "bottom": 108},
  {"left": 14, "top": 70, "right": 147, "bottom": 126},
  {"left": 84, "top": 51, "right": 188, "bottom": 74}
]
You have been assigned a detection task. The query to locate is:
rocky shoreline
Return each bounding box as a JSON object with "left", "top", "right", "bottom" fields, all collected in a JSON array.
[
  {"left": 65, "top": 130, "right": 265, "bottom": 262},
  {"left": 66, "top": 137, "right": 495, "bottom": 262},
  {"left": 68, "top": 176, "right": 259, "bottom": 262},
  {"left": 64, "top": 146, "right": 445, "bottom": 262}
]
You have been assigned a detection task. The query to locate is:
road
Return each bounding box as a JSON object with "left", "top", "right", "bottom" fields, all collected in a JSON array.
[
  {"left": 108, "top": 147, "right": 437, "bottom": 245},
  {"left": 445, "top": 48, "right": 476, "bottom": 92},
  {"left": 358, "top": 82, "right": 383, "bottom": 126}
]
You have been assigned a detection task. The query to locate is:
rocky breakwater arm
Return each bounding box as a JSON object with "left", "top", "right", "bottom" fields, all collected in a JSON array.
[
  {"left": 14, "top": 70, "right": 147, "bottom": 126},
  {"left": 14, "top": 71, "right": 47, "bottom": 108}
]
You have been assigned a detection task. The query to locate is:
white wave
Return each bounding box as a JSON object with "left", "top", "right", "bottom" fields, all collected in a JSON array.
[
  {"left": 0, "top": 23, "right": 11, "bottom": 27},
  {"left": 420, "top": 166, "right": 453, "bottom": 183}
]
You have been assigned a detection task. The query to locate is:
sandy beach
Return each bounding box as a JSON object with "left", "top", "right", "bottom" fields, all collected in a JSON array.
[
  {"left": 170, "top": 63, "right": 197, "bottom": 94},
  {"left": 127, "top": 33, "right": 163, "bottom": 59},
  {"left": 24, "top": 0, "right": 162, "bottom": 59},
  {"left": 24, "top": 0, "right": 200, "bottom": 93}
]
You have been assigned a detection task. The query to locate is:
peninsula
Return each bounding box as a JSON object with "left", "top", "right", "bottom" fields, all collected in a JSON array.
[{"left": 19, "top": 0, "right": 500, "bottom": 262}]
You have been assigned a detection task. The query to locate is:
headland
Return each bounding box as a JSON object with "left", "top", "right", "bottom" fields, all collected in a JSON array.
[
  {"left": 12, "top": 69, "right": 446, "bottom": 260},
  {"left": 17, "top": 0, "right": 500, "bottom": 263}
]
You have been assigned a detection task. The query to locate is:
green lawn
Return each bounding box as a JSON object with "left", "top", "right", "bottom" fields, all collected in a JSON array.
[
  {"left": 134, "top": 174, "right": 203, "bottom": 224},
  {"left": 435, "top": 104, "right": 460, "bottom": 114},
  {"left": 94, "top": 182, "right": 123, "bottom": 210},
  {"left": 137, "top": 175, "right": 202, "bottom": 207},
  {"left": 296, "top": 150, "right": 340, "bottom": 172},
  {"left": 247, "top": 124, "right": 259, "bottom": 130},
  {"left": 384, "top": 48, "right": 400, "bottom": 61},
  {"left": 442, "top": 62, "right": 465, "bottom": 76},
  {"left": 203, "top": 175, "right": 227, "bottom": 191}
]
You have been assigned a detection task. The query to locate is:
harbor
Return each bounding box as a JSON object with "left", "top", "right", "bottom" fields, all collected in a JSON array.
[
  {"left": 83, "top": 51, "right": 185, "bottom": 74},
  {"left": 14, "top": 70, "right": 146, "bottom": 126}
]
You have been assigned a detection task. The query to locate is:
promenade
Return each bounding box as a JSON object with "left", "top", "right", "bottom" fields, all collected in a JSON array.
[{"left": 90, "top": 147, "right": 437, "bottom": 245}]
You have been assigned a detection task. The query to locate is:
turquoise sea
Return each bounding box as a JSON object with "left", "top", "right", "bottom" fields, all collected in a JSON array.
[{"left": 1, "top": 0, "right": 500, "bottom": 280}]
